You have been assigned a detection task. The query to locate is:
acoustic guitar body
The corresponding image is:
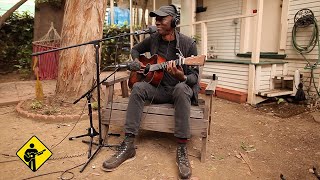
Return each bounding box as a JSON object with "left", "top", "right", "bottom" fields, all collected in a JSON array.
[{"left": 128, "top": 55, "right": 166, "bottom": 88}]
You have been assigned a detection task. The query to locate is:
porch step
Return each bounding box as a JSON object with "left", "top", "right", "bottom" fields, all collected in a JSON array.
[
  {"left": 258, "top": 89, "right": 294, "bottom": 97},
  {"left": 273, "top": 75, "right": 294, "bottom": 80}
]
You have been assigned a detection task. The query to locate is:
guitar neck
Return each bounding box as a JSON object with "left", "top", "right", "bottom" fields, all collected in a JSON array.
[
  {"left": 37, "top": 149, "right": 46, "bottom": 155},
  {"left": 148, "top": 55, "right": 205, "bottom": 72}
]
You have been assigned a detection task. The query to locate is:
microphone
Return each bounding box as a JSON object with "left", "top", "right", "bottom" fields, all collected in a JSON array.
[
  {"left": 106, "top": 61, "right": 141, "bottom": 71},
  {"left": 134, "top": 26, "right": 157, "bottom": 35}
]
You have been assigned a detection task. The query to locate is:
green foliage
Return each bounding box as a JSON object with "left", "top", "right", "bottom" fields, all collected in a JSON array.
[
  {"left": 192, "top": 35, "right": 201, "bottom": 45},
  {"left": 44, "top": 107, "right": 58, "bottom": 115},
  {"left": 277, "top": 98, "right": 285, "bottom": 104},
  {"left": 31, "top": 100, "right": 43, "bottom": 109},
  {"left": 91, "top": 102, "right": 98, "bottom": 111},
  {"left": 0, "top": 12, "right": 34, "bottom": 73},
  {"left": 101, "top": 24, "right": 131, "bottom": 70}
]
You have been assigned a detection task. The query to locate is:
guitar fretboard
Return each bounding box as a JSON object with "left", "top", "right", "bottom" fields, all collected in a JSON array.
[{"left": 149, "top": 59, "right": 184, "bottom": 72}]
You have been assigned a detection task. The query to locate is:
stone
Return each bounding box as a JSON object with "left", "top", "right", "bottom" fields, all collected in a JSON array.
[{"left": 311, "top": 111, "right": 320, "bottom": 123}]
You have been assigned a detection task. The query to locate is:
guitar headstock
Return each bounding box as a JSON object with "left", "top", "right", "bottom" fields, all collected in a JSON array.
[{"left": 184, "top": 55, "right": 206, "bottom": 66}]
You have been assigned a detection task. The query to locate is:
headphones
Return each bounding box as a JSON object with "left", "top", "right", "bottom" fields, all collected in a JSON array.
[{"left": 169, "top": 4, "right": 180, "bottom": 28}]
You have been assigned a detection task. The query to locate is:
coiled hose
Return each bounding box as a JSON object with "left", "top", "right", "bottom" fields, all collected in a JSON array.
[{"left": 291, "top": 8, "right": 320, "bottom": 97}]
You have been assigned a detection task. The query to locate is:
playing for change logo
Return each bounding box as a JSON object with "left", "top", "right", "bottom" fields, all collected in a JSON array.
[{"left": 16, "top": 136, "right": 52, "bottom": 172}]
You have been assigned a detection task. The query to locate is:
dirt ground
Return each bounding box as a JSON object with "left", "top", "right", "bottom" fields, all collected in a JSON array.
[
  {"left": 1, "top": 92, "right": 320, "bottom": 180},
  {"left": 0, "top": 71, "right": 32, "bottom": 83}
]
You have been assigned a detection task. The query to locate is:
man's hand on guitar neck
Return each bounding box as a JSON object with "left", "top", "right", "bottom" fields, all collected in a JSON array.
[{"left": 167, "top": 60, "right": 186, "bottom": 82}]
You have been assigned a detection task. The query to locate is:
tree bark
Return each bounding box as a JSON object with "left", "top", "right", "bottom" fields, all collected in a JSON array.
[
  {"left": 56, "top": 0, "right": 108, "bottom": 100},
  {"left": 0, "top": 0, "right": 28, "bottom": 28}
]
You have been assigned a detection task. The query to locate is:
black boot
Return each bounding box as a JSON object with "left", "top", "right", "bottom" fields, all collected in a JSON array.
[
  {"left": 102, "top": 137, "right": 136, "bottom": 171},
  {"left": 176, "top": 143, "right": 191, "bottom": 179}
]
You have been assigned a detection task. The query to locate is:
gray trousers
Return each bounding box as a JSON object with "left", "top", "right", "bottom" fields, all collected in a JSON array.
[{"left": 124, "top": 81, "right": 193, "bottom": 138}]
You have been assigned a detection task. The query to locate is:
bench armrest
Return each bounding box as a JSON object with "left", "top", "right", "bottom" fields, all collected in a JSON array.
[
  {"left": 101, "top": 71, "right": 130, "bottom": 87},
  {"left": 205, "top": 80, "right": 217, "bottom": 95}
]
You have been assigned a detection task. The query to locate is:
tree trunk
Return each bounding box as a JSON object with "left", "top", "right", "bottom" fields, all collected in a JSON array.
[
  {"left": 0, "top": 0, "right": 28, "bottom": 28},
  {"left": 56, "top": 0, "right": 108, "bottom": 100}
]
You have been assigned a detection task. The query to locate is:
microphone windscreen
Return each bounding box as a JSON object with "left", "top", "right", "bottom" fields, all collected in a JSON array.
[
  {"left": 128, "top": 61, "right": 141, "bottom": 71},
  {"left": 148, "top": 26, "right": 157, "bottom": 34}
]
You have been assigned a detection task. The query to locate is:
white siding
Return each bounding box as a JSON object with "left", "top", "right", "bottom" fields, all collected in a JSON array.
[
  {"left": 284, "top": 0, "right": 320, "bottom": 96},
  {"left": 286, "top": 0, "right": 320, "bottom": 60},
  {"left": 196, "top": 0, "right": 247, "bottom": 94},
  {"left": 196, "top": 0, "right": 243, "bottom": 60},
  {"left": 202, "top": 62, "right": 249, "bottom": 92}
]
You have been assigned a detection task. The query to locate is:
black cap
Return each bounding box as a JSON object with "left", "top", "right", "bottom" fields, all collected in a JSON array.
[{"left": 149, "top": 5, "right": 177, "bottom": 17}]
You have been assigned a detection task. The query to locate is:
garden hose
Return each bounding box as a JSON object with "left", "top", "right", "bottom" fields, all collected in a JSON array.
[{"left": 292, "top": 9, "right": 320, "bottom": 97}]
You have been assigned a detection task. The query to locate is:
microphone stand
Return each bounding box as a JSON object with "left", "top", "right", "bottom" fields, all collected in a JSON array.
[
  {"left": 69, "top": 67, "right": 120, "bottom": 159},
  {"left": 32, "top": 30, "right": 151, "bottom": 172}
]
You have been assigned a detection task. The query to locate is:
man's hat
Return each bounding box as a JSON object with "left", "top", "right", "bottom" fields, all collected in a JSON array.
[{"left": 149, "top": 5, "right": 177, "bottom": 17}]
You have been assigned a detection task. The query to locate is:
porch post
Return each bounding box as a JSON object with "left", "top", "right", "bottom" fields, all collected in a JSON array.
[
  {"left": 201, "top": 22, "right": 208, "bottom": 57},
  {"left": 279, "top": 0, "right": 289, "bottom": 53},
  {"left": 240, "top": 0, "right": 250, "bottom": 53},
  {"left": 180, "top": 0, "right": 196, "bottom": 37},
  {"left": 110, "top": 0, "right": 114, "bottom": 25},
  {"left": 247, "top": 0, "right": 264, "bottom": 104},
  {"left": 130, "top": 0, "right": 133, "bottom": 50},
  {"left": 152, "top": 0, "right": 156, "bottom": 25}
]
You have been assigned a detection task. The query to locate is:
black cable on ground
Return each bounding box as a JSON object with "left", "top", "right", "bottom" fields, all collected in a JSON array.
[{"left": 21, "top": 163, "right": 85, "bottom": 180}]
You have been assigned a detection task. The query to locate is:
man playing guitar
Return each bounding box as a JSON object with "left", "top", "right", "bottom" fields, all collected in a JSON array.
[
  {"left": 102, "top": 4, "right": 199, "bottom": 179},
  {"left": 23, "top": 143, "right": 46, "bottom": 171}
]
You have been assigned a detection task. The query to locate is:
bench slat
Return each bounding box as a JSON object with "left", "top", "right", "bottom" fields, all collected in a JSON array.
[
  {"left": 102, "top": 109, "right": 208, "bottom": 137},
  {"left": 106, "top": 101, "right": 204, "bottom": 119}
]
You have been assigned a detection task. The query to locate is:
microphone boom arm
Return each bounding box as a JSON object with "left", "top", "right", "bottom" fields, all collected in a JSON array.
[{"left": 31, "top": 26, "right": 156, "bottom": 56}]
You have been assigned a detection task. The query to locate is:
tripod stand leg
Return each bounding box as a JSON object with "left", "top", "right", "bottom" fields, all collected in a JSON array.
[
  {"left": 80, "top": 145, "right": 102, "bottom": 173},
  {"left": 88, "top": 136, "right": 93, "bottom": 158},
  {"left": 69, "top": 134, "right": 90, "bottom": 140},
  {"left": 68, "top": 127, "right": 99, "bottom": 140}
]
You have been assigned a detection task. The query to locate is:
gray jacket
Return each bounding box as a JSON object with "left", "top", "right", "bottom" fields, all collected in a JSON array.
[{"left": 131, "top": 30, "right": 200, "bottom": 105}]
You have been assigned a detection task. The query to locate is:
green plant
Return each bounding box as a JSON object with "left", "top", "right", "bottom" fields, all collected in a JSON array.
[
  {"left": 101, "top": 24, "right": 131, "bottom": 70},
  {"left": 0, "top": 11, "right": 34, "bottom": 73},
  {"left": 92, "top": 102, "right": 98, "bottom": 111},
  {"left": 44, "top": 107, "right": 58, "bottom": 115},
  {"left": 31, "top": 100, "right": 43, "bottom": 109},
  {"left": 192, "top": 35, "right": 201, "bottom": 45},
  {"left": 277, "top": 98, "right": 285, "bottom": 104}
]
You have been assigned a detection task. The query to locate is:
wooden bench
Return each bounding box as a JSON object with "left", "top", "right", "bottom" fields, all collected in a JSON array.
[{"left": 101, "top": 71, "right": 217, "bottom": 162}]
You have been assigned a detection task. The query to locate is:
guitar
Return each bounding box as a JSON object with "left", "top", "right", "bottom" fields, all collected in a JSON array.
[
  {"left": 24, "top": 149, "right": 46, "bottom": 163},
  {"left": 128, "top": 54, "right": 205, "bottom": 88}
]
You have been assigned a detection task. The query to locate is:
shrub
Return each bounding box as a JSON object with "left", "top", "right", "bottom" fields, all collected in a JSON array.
[
  {"left": 101, "top": 24, "right": 131, "bottom": 70},
  {"left": 0, "top": 12, "right": 34, "bottom": 73}
]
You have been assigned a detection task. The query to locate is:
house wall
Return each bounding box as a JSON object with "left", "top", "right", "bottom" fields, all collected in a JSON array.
[
  {"left": 195, "top": 0, "right": 243, "bottom": 60},
  {"left": 285, "top": 0, "right": 320, "bottom": 95},
  {"left": 195, "top": 0, "right": 249, "bottom": 93},
  {"left": 202, "top": 63, "right": 249, "bottom": 92}
]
